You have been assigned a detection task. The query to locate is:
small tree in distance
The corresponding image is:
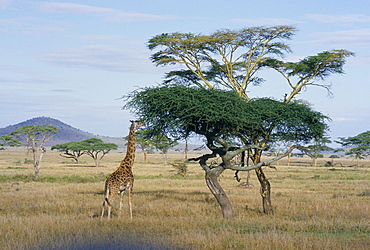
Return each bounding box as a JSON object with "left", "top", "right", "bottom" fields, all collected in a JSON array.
[
  {"left": 52, "top": 138, "right": 118, "bottom": 166},
  {"left": 51, "top": 141, "right": 86, "bottom": 164},
  {"left": 336, "top": 131, "right": 370, "bottom": 167},
  {"left": 82, "top": 138, "right": 118, "bottom": 167},
  {"left": 9, "top": 125, "right": 59, "bottom": 179},
  {"left": 150, "top": 133, "right": 179, "bottom": 165},
  {"left": 307, "top": 137, "right": 333, "bottom": 167}
]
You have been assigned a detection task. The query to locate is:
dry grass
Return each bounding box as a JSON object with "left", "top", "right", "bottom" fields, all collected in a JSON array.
[{"left": 0, "top": 150, "right": 369, "bottom": 249}]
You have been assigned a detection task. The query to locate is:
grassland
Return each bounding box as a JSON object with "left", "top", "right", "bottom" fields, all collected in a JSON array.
[{"left": 0, "top": 150, "right": 369, "bottom": 249}]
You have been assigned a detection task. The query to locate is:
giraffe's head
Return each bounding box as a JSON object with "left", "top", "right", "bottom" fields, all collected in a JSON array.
[{"left": 130, "top": 120, "right": 145, "bottom": 130}]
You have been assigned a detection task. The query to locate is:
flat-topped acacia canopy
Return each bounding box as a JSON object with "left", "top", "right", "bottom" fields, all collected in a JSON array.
[{"left": 125, "top": 85, "right": 328, "bottom": 146}]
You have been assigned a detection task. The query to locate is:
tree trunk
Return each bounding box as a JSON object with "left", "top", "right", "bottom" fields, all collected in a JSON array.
[
  {"left": 93, "top": 158, "right": 100, "bottom": 167},
  {"left": 255, "top": 167, "right": 273, "bottom": 214},
  {"left": 143, "top": 150, "right": 147, "bottom": 163},
  {"left": 162, "top": 153, "right": 168, "bottom": 164},
  {"left": 313, "top": 158, "right": 317, "bottom": 167},
  {"left": 34, "top": 165, "right": 40, "bottom": 179},
  {"left": 33, "top": 147, "right": 45, "bottom": 179},
  {"left": 205, "top": 170, "right": 233, "bottom": 219},
  {"left": 184, "top": 138, "right": 188, "bottom": 160}
]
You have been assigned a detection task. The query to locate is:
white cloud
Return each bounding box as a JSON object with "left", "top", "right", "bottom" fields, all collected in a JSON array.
[
  {"left": 332, "top": 117, "right": 357, "bottom": 122},
  {"left": 232, "top": 17, "right": 300, "bottom": 26},
  {"left": 307, "top": 29, "right": 370, "bottom": 47},
  {"left": 37, "top": 2, "right": 174, "bottom": 22},
  {"left": 305, "top": 14, "right": 370, "bottom": 23},
  {"left": 0, "top": 17, "right": 35, "bottom": 27},
  {"left": 0, "top": 64, "right": 57, "bottom": 84},
  {"left": 0, "top": 0, "right": 12, "bottom": 9},
  {"left": 40, "top": 45, "right": 158, "bottom": 73}
]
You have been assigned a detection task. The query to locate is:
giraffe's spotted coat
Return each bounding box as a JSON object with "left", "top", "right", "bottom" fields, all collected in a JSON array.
[{"left": 101, "top": 120, "right": 145, "bottom": 219}]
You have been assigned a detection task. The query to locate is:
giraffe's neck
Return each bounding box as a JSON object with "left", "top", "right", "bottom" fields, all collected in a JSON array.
[{"left": 121, "top": 124, "right": 136, "bottom": 167}]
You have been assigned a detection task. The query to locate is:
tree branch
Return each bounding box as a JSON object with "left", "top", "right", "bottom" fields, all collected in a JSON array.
[{"left": 227, "top": 145, "right": 308, "bottom": 171}]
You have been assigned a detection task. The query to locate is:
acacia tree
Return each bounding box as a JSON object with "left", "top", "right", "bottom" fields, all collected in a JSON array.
[
  {"left": 51, "top": 141, "right": 86, "bottom": 163},
  {"left": 307, "top": 137, "right": 333, "bottom": 167},
  {"left": 82, "top": 138, "right": 118, "bottom": 167},
  {"left": 336, "top": 131, "right": 370, "bottom": 167},
  {"left": 0, "top": 134, "right": 21, "bottom": 148},
  {"left": 125, "top": 85, "right": 329, "bottom": 218},
  {"left": 146, "top": 26, "right": 353, "bottom": 214},
  {"left": 150, "top": 133, "right": 178, "bottom": 164},
  {"left": 9, "top": 125, "right": 59, "bottom": 179}
]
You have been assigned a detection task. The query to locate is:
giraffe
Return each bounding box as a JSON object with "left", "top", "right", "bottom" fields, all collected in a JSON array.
[{"left": 101, "top": 120, "right": 145, "bottom": 220}]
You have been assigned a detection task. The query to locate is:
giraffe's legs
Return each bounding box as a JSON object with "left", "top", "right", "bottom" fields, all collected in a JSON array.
[
  {"left": 119, "top": 191, "right": 124, "bottom": 217},
  {"left": 107, "top": 202, "right": 112, "bottom": 220},
  {"left": 101, "top": 200, "right": 105, "bottom": 218},
  {"left": 128, "top": 187, "right": 133, "bottom": 220}
]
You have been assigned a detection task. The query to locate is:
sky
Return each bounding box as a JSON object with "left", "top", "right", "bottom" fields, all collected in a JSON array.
[{"left": 1, "top": 0, "right": 369, "bottom": 146}]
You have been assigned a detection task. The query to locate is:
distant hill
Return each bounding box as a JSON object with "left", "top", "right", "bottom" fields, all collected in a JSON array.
[{"left": 0, "top": 117, "right": 126, "bottom": 147}]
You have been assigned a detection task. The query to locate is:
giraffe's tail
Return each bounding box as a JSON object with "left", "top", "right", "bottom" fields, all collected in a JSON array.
[
  {"left": 102, "top": 185, "right": 111, "bottom": 206},
  {"left": 103, "top": 197, "right": 111, "bottom": 206}
]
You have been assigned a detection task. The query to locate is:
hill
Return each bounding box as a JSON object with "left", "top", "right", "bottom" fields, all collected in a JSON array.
[{"left": 0, "top": 117, "right": 126, "bottom": 147}]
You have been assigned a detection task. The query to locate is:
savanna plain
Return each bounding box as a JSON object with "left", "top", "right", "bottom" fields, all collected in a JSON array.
[{"left": 0, "top": 150, "right": 369, "bottom": 249}]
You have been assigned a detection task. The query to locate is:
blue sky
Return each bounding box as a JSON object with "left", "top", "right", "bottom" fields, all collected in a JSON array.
[{"left": 1, "top": 0, "right": 369, "bottom": 145}]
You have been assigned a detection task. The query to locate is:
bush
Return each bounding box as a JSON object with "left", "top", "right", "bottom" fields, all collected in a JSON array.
[
  {"left": 323, "top": 161, "right": 334, "bottom": 167},
  {"left": 329, "top": 155, "right": 340, "bottom": 158},
  {"left": 357, "top": 189, "right": 370, "bottom": 197},
  {"left": 171, "top": 162, "right": 188, "bottom": 177}
]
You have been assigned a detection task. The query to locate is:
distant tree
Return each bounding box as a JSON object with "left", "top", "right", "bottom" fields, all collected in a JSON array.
[
  {"left": 82, "top": 138, "right": 118, "bottom": 167},
  {"left": 267, "top": 142, "right": 290, "bottom": 166},
  {"left": 150, "top": 133, "right": 179, "bottom": 164},
  {"left": 336, "top": 131, "right": 370, "bottom": 167},
  {"left": 9, "top": 125, "right": 59, "bottom": 179},
  {"left": 307, "top": 137, "right": 333, "bottom": 167},
  {"left": 329, "top": 155, "right": 340, "bottom": 158},
  {"left": 51, "top": 141, "right": 86, "bottom": 164}
]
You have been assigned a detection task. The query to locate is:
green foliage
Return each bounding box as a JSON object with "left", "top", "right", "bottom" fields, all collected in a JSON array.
[
  {"left": 307, "top": 137, "right": 333, "bottom": 159},
  {"left": 10, "top": 125, "right": 59, "bottom": 148},
  {"left": 336, "top": 131, "right": 370, "bottom": 166},
  {"left": 147, "top": 26, "right": 296, "bottom": 99},
  {"left": 0, "top": 134, "right": 21, "bottom": 147},
  {"left": 52, "top": 138, "right": 117, "bottom": 167},
  {"left": 141, "top": 25, "right": 352, "bottom": 216},
  {"left": 5, "top": 125, "right": 60, "bottom": 179},
  {"left": 324, "top": 161, "right": 334, "bottom": 167},
  {"left": 265, "top": 50, "right": 354, "bottom": 80},
  {"left": 24, "top": 158, "right": 33, "bottom": 164},
  {"left": 329, "top": 155, "right": 340, "bottom": 158},
  {"left": 52, "top": 141, "right": 87, "bottom": 163},
  {"left": 148, "top": 26, "right": 353, "bottom": 104},
  {"left": 261, "top": 50, "right": 354, "bottom": 102},
  {"left": 171, "top": 162, "right": 188, "bottom": 177},
  {"left": 125, "top": 85, "right": 329, "bottom": 146},
  {"left": 80, "top": 138, "right": 117, "bottom": 167}
]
